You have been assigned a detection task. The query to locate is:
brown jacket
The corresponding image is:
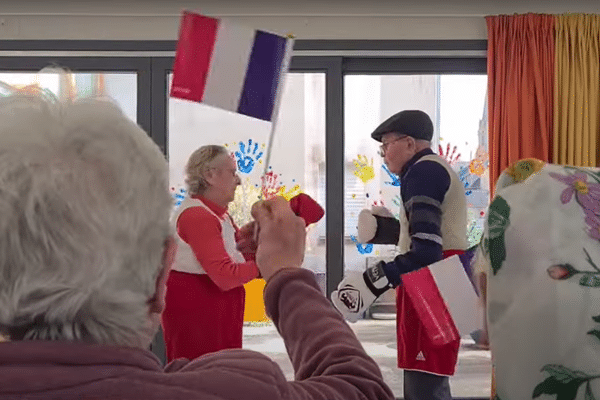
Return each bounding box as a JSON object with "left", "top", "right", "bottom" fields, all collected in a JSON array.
[{"left": 0, "top": 269, "right": 394, "bottom": 400}]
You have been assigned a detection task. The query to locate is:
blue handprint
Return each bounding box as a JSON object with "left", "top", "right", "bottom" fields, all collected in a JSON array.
[
  {"left": 350, "top": 234, "right": 374, "bottom": 255},
  {"left": 458, "top": 165, "right": 480, "bottom": 196},
  {"left": 458, "top": 165, "right": 469, "bottom": 181},
  {"left": 173, "top": 187, "right": 186, "bottom": 207},
  {"left": 235, "top": 139, "right": 263, "bottom": 174},
  {"left": 382, "top": 164, "right": 401, "bottom": 186}
]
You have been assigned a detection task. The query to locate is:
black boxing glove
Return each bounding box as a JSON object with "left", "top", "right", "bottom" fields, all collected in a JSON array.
[{"left": 356, "top": 206, "right": 400, "bottom": 245}]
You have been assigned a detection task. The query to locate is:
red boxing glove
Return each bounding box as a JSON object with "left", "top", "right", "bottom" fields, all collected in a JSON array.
[{"left": 289, "top": 193, "right": 325, "bottom": 226}]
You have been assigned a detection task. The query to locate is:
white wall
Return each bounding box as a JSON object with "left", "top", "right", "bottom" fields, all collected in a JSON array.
[{"left": 1, "top": 0, "right": 599, "bottom": 41}]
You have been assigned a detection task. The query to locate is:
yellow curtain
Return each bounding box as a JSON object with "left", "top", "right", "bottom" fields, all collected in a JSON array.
[{"left": 554, "top": 14, "right": 600, "bottom": 167}]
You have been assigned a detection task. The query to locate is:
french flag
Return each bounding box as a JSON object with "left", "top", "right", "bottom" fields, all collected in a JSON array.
[{"left": 170, "top": 11, "right": 293, "bottom": 122}]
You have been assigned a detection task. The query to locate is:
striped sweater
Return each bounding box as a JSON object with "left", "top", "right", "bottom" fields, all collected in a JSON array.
[{"left": 382, "top": 148, "right": 468, "bottom": 286}]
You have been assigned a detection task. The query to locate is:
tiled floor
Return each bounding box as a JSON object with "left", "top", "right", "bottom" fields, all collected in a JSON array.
[{"left": 243, "top": 319, "right": 492, "bottom": 399}]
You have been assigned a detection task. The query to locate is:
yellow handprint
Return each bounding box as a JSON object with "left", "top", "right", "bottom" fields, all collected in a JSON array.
[
  {"left": 353, "top": 155, "right": 375, "bottom": 183},
  {"left": 229, "top": 178, "right": 262, "bottom": 226},
  {"left": 277, "top": 184, "right": 302, "bottom": 201},
  {"left": 469, "top": 159, "right": 485, "bottom": 176}
]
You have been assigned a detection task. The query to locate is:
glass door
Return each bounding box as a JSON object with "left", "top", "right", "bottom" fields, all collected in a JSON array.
[{"left": 343, "top": 73, "right": 491, "bottom": 398}]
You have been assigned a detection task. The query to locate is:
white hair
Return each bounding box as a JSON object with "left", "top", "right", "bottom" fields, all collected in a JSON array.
[
  {"left": 0, "top": 90, "right": 172, "bottom": 348},
  {"left": 185, "top": 145, "right": 228, "bottom": 195},
  {"left": 415, "top": 139, "right": 432, "bottom": 151}
]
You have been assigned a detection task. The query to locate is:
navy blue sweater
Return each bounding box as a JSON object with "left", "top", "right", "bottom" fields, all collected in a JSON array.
[{"left": 382, "top": 148, "right": 451, "bottom": 287}]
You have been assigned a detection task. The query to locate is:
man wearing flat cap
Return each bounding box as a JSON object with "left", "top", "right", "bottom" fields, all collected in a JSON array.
[{"left": 332, "top": 110, "right": 468, "bottom": 400}]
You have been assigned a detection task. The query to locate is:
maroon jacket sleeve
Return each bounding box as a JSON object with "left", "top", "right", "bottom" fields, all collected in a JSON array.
[{"left": 264, "top": 269, "right": 394, "bottom": 400}]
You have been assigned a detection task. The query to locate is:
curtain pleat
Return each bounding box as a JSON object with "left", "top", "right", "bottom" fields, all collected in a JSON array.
[
  {"left": 486, "top": 13, "right": 555, "bottom": 194},
  {"left": 554, "top": 13, "right": 600, "bottom": 167}
]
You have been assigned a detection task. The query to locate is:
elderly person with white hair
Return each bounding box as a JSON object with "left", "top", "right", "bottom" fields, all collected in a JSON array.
[
  {"left": 161, "top": 144, "right": 261, "bottom": 362},
  {"left": 0, "top": 90, "right": 394, "bottom": 400}
]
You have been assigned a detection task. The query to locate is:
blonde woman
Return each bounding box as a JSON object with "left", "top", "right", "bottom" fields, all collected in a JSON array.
[{"left": 161, "top": 145, "right": 260, "bottom": 361}]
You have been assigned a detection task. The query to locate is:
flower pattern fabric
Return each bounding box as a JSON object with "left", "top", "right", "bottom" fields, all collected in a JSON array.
[
  {"left": 482, "top": 159, "right": 600, "bottom": 400},
  {"left": 549, "top": 170, "right": 600, "bottom": 215}
]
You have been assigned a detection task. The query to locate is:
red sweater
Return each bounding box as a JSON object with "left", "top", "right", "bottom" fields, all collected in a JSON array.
[{"left": 175, "top": 195, "right": 259, "bottom": 290}]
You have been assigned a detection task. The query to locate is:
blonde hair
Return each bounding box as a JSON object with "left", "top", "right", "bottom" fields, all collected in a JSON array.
[{"left": 185, "top": 145, "right": 229, "bottom": 195}]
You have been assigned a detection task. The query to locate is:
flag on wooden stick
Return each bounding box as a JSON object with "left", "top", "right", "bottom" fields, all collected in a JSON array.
[{"left": 170, "top": 11, "right": 294, "bottom": 122}]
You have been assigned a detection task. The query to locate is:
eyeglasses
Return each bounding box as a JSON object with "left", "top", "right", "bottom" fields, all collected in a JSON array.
[
  {"left": 209, "top": 166, "right": 239, "bottom": 178},
  {"left": 379, "top": 135, "right": 409, "bottom": 156}
]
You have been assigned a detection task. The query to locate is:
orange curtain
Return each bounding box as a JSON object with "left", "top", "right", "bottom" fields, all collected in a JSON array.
[{"left": 486, "top": 14, "right": 555, "bottom": 193}]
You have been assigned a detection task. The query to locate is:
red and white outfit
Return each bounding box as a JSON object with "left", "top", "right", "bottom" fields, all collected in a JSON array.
[{"left": 161, "top": 195, "right": 259, "bottom": 362}]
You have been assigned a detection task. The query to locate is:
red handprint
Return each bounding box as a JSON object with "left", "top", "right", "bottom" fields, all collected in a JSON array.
[
  {"left": 260, "top": 171, "right": 281, "bottom": 199},
  {"left": 438, "top": 143, "right": 461, "bottom": 166}
]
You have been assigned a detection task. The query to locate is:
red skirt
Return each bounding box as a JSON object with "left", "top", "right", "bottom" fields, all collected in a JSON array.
[
  {"left": 161, "top": 270, "right": 245, "bottom": 362},
  {"left": 396, "top": 250, "right": 464, "bottom": 376}
]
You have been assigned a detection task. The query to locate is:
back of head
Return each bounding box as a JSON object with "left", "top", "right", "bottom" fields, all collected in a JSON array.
[
  {"left": 0, "top": 89, "right": 172, "bottom": 347},
  {"left": 370, "top": 109, "right": 434, "bottom": 142}
]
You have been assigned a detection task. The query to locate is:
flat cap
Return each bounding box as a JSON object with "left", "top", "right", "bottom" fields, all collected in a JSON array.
[{"left": 370, "top": 110, "right": 433, "bottom": 142}]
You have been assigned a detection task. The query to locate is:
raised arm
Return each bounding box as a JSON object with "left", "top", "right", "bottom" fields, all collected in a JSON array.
[{"left": 254, "top": 197, "right": 394, "bottom": 400}]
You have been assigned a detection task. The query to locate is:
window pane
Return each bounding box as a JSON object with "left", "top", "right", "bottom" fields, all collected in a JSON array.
[
  {"left": 343, "top": 74, "right": 490, "bottom": 398},
  {"left": 0, "top": 72, "right": 137, "bottom": 123},
  {"left": 167, "top": 74, "right": 326, "bottom": 290},
  {"left": 167, "top": 73, "right": 326, "bottom": 380},
  {"left": 440, "top": 76, "right": 489, "bottom": 247}
]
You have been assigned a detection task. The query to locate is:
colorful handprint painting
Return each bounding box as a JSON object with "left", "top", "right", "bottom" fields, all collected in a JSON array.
[
  {"left": 382, "top": 163, "right": 401, "bottom": 187},
  {"left": 229, "top": 177, "right": 262, "bottom": 226},
  {"left": 469, "top": 146, "right": 489, "bottom": 177},
  {"left": 170, "top": 186, "right": 187, "bottom": 208},
  {"left": 260, "top": 171, "right": 281, "bottom": 199},
  {"left": 458, "top": 164, "right": 482, "bottom": 196},
  {"left": 235, "top": 139, "right": 264, "bottom": 174},
  {"left": 437, "top": 142, "right": 461, "bottom": 167},
  {"left": 350, "top": 234, "right": 374, "bottom": 254},
  {"left": 353, "top": 155, "right": 375, "bottom": 184},
  {"left": 278, "top": 184, "right": 302, "bottom": 201}
]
